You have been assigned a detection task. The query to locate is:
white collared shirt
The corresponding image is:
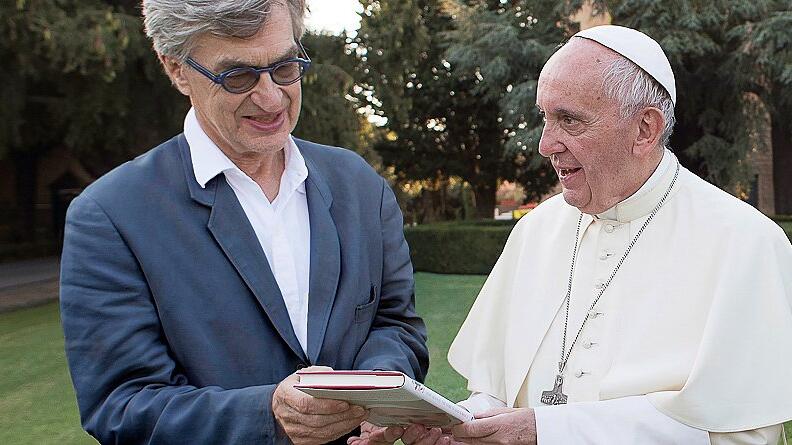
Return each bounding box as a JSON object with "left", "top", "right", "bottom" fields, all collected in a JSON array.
[{"left": 184, "top": 108, "right": 311, "bottom": 355}]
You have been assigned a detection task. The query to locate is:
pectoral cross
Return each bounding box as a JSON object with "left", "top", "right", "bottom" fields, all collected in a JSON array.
[{"left": 540, "top": 374, "right": 568, "bottom": 405}]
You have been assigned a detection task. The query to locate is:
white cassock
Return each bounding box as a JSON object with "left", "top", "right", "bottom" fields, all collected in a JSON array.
[{"left": 449, "top": 149, "right": 792, "bottom": 444}]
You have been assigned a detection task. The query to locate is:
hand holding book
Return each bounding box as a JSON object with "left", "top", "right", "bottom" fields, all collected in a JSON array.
[
  {"left": 295, "top": 370, "right": 474, "bottom": 428},
  {"left": 349, "top": 422, "right": 465, "bottom": 445},
  {"left": 272, "top": 366, "right": 368, "bottom": 444}
]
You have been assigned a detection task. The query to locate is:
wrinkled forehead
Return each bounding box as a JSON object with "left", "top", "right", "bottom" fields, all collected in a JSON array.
[
  {"left": 191, "top": 4, "right": 297, "bottom": 67},
  {"left": 537, "top": 38, "right": 620, "bottom": 104}
]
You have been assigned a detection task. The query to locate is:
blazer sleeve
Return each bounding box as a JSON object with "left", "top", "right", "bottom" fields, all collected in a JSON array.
[
  {"left": 60, "top": 194, "right": 283, "bottom": 444},
  {"left": 352, "top": 178, "right": 429, "bottom": 381}
]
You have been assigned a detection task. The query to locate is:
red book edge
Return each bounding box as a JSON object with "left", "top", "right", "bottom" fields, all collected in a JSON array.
[
  {"left": 294, "top": 384, "right": 403, "bottom": 390},
  {"left": 296, "top": 370, "right": 404, "bottom": 376}
]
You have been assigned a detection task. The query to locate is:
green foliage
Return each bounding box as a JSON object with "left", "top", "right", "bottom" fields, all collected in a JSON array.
[
  {"left": 605, "top": 0, "right": 791, "bottom": 191},
  {"left": 433, "top": 0, "right": 792, "bottom": 197},
  {"left": 0, "top": 0, "right": 186, "bottom": 169},
  {"left": 354, "top": 0, "right": 557, "bottom": 218},
  {"left": 294, "top": 33, "right": 381, "bottom": 164},
  {"left": 441, "top": 0, "right": 564, "bottom": 199},
  {"left": 405, "top": 220, "right": 516, "bottom": 274}
]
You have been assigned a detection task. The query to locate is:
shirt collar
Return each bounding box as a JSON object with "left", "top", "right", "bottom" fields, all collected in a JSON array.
[
  {"left": 595, "top": 148, "right": 678, "bottom": 223},
  {"left": 184, "top": 107, "right": 307, "bottom": 194}
]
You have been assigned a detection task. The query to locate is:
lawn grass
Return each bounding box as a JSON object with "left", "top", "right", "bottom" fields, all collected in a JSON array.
[
  {"left": 415, "top": 273, "right": 485, "bottom": 402},
  {"left": 0, "top": 303, "right": 96, "bottom": 444},
  {"left": 0, "top": 273, "right": 789, "bottom": 443}
]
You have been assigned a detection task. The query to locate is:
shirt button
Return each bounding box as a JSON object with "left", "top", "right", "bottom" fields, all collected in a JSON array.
[
  {"left": 594, "top": 280, "right": 605, "bottom": 289},
  {"left": 583, "top": 340, "right": 596, "bottom": 349},
  {"left": 604, "top": 224, "right": 615, "bottom": 233},
  {"left": 575, "top": 369, "right": 587, "bottom": 378},
  {"left": 599, "top": 251, "right": 611, "bottom": 260},
  {"left": 588, "top": 310, "right": 602, "bottom": 319}
]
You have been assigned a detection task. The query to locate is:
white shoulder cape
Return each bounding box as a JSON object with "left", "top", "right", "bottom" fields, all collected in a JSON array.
[{"left": 448, "top": 167, "right": 792, "bottom": 432}]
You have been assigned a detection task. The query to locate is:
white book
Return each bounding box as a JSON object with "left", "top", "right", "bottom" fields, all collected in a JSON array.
[{"left": 295, "top": 370, "right": 474, "bottom": 428}]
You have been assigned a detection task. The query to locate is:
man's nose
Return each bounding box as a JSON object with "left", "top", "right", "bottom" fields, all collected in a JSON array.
[
  {"left": 249, "top": 74, "right": 284, "bottom": 108},
  {"left": 537, "top": 124, "right": 563, "bottom": 159}
]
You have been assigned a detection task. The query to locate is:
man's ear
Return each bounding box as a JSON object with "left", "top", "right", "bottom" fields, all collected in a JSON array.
[
  {"left": 158, "top": 54, "right": 192, "bottom": 96},
  {"left": 633, "top": 107, "right": 665, "bottom": 157}
]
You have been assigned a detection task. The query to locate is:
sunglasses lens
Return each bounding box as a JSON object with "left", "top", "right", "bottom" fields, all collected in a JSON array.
[
  {"left": 272, "top": 61, "right": 304, "bottom": 85},
  {"left": 223, "top": 68, "right": 259, "bottom": 93}
]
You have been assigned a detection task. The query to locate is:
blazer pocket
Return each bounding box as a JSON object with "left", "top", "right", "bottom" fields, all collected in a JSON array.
[{"left": 354, "top": 285, "right": 378, "bottom": 324}]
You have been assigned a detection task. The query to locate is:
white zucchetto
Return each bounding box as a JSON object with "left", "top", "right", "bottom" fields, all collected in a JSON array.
[{"left": 574, "top": 25, "right": 677, "bottom": 105}]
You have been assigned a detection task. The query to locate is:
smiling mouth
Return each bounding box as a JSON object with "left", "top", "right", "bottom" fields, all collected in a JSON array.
[
  {"left": 559, "top": 168, "right": 582, "bottom": 178},
  {"left": 245, "top": 112, "right": 282, "bottom": 123}
]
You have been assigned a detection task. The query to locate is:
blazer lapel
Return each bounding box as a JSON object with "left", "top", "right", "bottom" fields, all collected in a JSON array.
[
  {"left": 203, "top": 169, "right": 308, "bottom": 363},
  {"left": 302, "top": 152, "right": 341, "bottom": 364}
]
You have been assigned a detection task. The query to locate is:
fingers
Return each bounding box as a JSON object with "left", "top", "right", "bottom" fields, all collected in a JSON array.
[
  {"left": 401, "top": 425, "right": 452, "bottom": 445},
  {"left": 349, "top": 425, "right": 405, "bottom": 445},
  {"left": 451, "top": 417, "right": 499, "bottom": 439},
  {"left": 287, "top": 412, "right": 367, "bottom": 445},
  {"left": 277, "top": 396, "right": 366, "bottom": 430},
  {"left": 274, "top": 369, "right": 368, "bottom": 444},
  {"left": 291, "top": 391, "right": 354, "bottom": 416},
  {"left": 279, "top": 372, "right": 352, "bottom": 415},
  {"left": 401, "top": 424, "right": 429, "bottom": 444},
  {"left": 367, "top": 426, "right": 405, "bottom": 443}
]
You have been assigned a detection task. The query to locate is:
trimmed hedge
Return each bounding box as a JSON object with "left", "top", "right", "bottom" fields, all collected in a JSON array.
[
  {"left": 405, "top": 221, "right": 516, "bottom": 275},
  {"left": 406, "top": 217, "right": 792, "bottom": 275}
]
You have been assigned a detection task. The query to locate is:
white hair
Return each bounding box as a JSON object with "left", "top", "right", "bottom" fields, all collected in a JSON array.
[
  {"left": 602, "top": 56, "right": 676, "bottom": 148},
  {"left": 142, "top": 0, "right": 307, "bottom": 62}
]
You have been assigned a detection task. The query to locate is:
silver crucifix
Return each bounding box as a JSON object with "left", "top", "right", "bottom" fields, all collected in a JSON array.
[{"left": 540, "top": 374, "right": 568, "bottom": 405}]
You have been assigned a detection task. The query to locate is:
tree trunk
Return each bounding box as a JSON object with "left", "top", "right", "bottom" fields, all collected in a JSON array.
[
  {"left": 772, "top": 120, "right": 792, "bottom": 215},
  {"left": 472, "top": 178, "right": 498, "bottom": 220},
  {"left": 13, "top": 152, "right": 39, "bottom": 242}
]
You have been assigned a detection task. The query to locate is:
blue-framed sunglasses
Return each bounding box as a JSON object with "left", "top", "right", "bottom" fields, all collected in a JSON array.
[{"left": 185, "top": 41, "right": 311, "bottom": 94}]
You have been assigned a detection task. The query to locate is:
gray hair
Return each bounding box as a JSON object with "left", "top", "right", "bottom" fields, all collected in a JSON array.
[
  {"left": 602, "top": 56, "right": 676, "bottom": 148},
  {"left": 142, "top": 0, "right": 307, "bottom": 62}
]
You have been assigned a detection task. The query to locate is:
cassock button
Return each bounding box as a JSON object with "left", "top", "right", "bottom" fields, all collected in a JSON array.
[
  {"left": 594, "top": 281, "right": 605, "bottom": 290},
  {"left": 575, "top": 369, "right": 587, "bottom": 378},
  {"left": 599, "top": 251, "right": 611, "bottom": 260},
  {"left": 588, "top": 310, "right": 602, "bottom": 319},
  {"left": 583, "top": 340, "right": 595, "bottom": 349},
  {"left": 604, "top": 224, "right": 615, "bottom": 233}
]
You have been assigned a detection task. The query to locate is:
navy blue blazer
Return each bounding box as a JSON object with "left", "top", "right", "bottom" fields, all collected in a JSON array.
[{"left": 60, "top": 135, "right": 429, "bottom": 444}]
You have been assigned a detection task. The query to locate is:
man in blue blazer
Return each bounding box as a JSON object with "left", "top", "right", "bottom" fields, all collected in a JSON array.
[{"left": 59, "top": 1, "right": 428, "bottom": 443}]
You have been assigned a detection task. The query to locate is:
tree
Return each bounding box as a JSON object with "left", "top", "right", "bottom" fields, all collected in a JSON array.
[
  {"left": 445, "top": 0, "right": 792, "bottom": 214},
  {"left": 726, "top": 2, "right": 792, "bottom": 213},
  {"left": 442, "top": 0, "right": 568, "bottom": 203},
  {"left": 294, "top": 32, "right": 381, "bottom": 167},
  {"left": 0, "top": 0, "right": 187, "bottom": 242},
  {"left": 1, "top": 2, "right": 381, "bottom": 244},
  {"left": 585, "top": 0, "right": 791, "bottom": 210},
  {"left": 353, "top": 0, "right": 557, "bottom": 220}
]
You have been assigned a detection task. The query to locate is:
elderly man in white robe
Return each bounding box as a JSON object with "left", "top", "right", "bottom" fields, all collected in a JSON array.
[{"left": 351, "top": 25, "right": 792, "bottom": 445}]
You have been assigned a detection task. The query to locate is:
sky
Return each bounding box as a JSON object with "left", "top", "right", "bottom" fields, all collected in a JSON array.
[{"left": 305, "top": 0, "right": 363, "bottom": 35}]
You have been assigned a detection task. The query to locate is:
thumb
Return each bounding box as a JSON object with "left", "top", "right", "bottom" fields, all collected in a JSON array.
[{"left": 451, "top": 417, "right": 499, "bottom": 439}]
